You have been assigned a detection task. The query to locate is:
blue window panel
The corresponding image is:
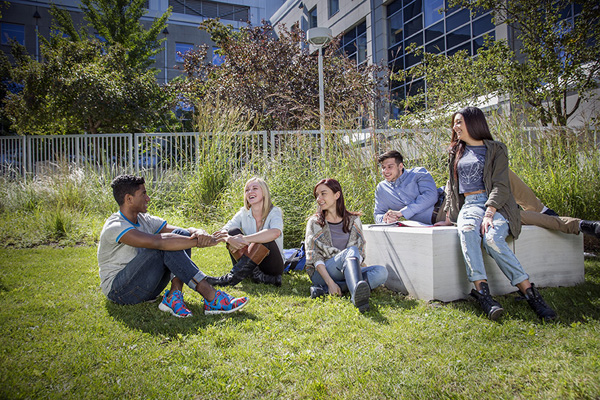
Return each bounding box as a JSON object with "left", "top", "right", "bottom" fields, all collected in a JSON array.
[
  {"left": 1, "top": 23, "right": 25, "bottom": 45},
  {"left": 389, "top": 12, "right": 404, "bottom": 46},
  {"left": 448, "top": 41, "right": 471, "bottom": 56},
  {"left": 473, "top": 31, "right": 495, "bottom": 54},
  {"left": 329, "top": 0, "right": 339, "bottom": 18},
  {"left": 446, "top": 25, "right": 471, "bottom": 49},
  {"left": 388, "top": 42, "right": 403, "bottom": 62},
  {"left": 407, "top": 78, "right": 425, "bottom": 96},
  {"left": 424, "top": 0, "right": 444, "bottom": 27},
  {"left": 404, "top": 15, "right": 423, "bottom": 38},
  {"left": 356, "top": 35, "right": 367, "bottom": 64},
  {"left": 387, "top": 0, "right": 403, "bottom": 18},
  {"left": 426, "top": 36, "right": 445, "bottom": 53},
  {"left": 175, "top": 43, "right": 194, "bottom": 62},
  {"left": 356, "top": 21, "right": 367, "bottom": 36},
  {"left": 444, "top": 0, "right": 460, "bottom": 15},
  {"left": 405, "top": 50, "right": 423, "bottom": 68},
  {"left": 446, "top": 24, "right": 470, "bottom": 49},
  {"left": 391, "top": 61, "right": 405, "bottom": 75},
  {"left": 472, "top": 14, "right": 494, "bottom": 37},
  {"left": 309, "top": 7, "right": 318, "bottom": 29},
  {"left": 425, "top": 20, "right": 444, "bottom": 42},
  {"left": 405, "top": 32, "right": 423, "bottom": 48},
  {"left": 446, "top": 8, "right": 469, "bottom": 32},
  {"left": 404, "top": 0, "right": 422, "bottom": 21}
]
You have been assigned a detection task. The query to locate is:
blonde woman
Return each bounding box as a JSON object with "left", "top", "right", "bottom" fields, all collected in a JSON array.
[{"left": 207, "top": 178, "right": 285, "bottom": 287}]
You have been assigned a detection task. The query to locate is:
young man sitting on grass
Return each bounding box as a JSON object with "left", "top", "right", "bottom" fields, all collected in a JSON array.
[{"left": 97, "top": 174, "right": 248, "bottom": 317}]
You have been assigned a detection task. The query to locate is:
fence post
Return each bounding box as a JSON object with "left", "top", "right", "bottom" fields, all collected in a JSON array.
[
  {"left": 129, "top": 134, "right": 135, "bottom": 174},
  {"left": 26, "top": 135, "right": 32, "bottom": 177}
]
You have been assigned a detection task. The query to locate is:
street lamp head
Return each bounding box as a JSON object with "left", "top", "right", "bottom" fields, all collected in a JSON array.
[{"left": 307, "top": 27, "right": 332, "bottom": 47}]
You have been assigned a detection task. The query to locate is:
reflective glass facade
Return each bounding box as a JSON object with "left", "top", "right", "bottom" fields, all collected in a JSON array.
[
  {"left": 387, "top": 0, "right": 495, "bottom": 116},
  {"left": 340, "top": 21, "right": 368, "bottom": 66}
]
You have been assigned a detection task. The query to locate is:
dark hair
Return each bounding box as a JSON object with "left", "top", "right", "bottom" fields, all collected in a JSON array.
[
  {"left": 313, "top": 178, "right": 360, "bottom": 233},
  {"left": 377, "top": 150, "right": 404, "bottom": 165},
  {"left": 111, "top": 175, "right": 145, "bottom": 206},
  {"left": 449, "top": 107, "right": 494, "bottom": 178}
]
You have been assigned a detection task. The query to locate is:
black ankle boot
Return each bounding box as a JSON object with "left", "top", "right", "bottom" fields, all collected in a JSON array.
[
  {"left": 251, "top": 268, "right": 282, "bottom": 287},
  {"left": 206, "top": 255, "right": 258, "bottom": 287},
  {"left": 524, "top": 284, "right": 557, "bottom": 321},
  {"left": 580, "top": 220, "right": 600, "bottom": 238},
  {"left": 310, "top": 285, "right": 328, "bottom": 298},
  {"left": 470, "top": 282, "right": 504, "bottom": 321}
]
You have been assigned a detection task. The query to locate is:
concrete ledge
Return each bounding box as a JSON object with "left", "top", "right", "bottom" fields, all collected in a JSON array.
[{"left": 363, "top": 225, "right": 584, "bottom": 302}]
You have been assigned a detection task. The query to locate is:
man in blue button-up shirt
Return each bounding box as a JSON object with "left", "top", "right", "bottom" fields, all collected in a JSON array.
[{"left": 374, "top": 150, "right": 440, "bottom": 225}]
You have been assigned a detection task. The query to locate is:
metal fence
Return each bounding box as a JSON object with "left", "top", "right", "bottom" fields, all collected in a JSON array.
[
  {"left": 1, "top": 127, "right": 598, "bottom": 180},
  {"left": 0, "top": 130, "right": 361, "bottom": 180}
]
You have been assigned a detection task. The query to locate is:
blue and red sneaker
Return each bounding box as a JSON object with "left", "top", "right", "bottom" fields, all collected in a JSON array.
[
  {"left": 158, "top": 290, "right": 193, "bottom": 318},
  {"left": 204, "top": 290, "right": 248, "bottom": 315}
]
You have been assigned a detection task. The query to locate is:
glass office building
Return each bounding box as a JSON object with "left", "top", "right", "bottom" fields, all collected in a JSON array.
[{"left": 387, "top": 0, "right": 495, "bottom": 116}]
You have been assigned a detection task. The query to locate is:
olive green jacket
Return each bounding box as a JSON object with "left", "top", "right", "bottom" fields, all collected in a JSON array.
[{"left": 443, "top": 139, "right": 522, "bottom": 239}]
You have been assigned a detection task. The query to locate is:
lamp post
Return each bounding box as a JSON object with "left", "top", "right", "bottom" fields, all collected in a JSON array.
[
  {"left": 162, "top": 27, "right": 169, "bottom": 84},
  {"left": 33, "top": 9, "right": 41, "bottom": 62},
  {"left": 307, "top": 27, "right": 332, "bottom": 143}
]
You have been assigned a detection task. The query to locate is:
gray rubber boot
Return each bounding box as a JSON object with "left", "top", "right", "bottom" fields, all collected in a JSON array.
[{"left": 343, "top": 256, "right": 370, "bottom": 313}]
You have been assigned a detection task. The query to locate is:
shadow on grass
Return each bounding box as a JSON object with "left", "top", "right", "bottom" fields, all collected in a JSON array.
[
  {"left": 445, "top": 280, "right": 600, "bottom": 325},
  {"left": 105, "top": 298, "right": 258, "bottom": 336}
]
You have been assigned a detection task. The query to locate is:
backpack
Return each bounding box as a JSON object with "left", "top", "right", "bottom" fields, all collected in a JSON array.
[{"left": 283, "top": 242, "right": 306, "bottom": 273}]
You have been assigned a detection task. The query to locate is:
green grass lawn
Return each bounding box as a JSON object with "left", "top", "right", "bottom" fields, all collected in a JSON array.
[{"left": 0, "top": 246, "right": 599, "bottom": 399}]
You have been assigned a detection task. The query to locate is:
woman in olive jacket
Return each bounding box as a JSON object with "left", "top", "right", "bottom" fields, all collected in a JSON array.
[{"left": 438, "top": 107, "right": 556, "bottom": 322}]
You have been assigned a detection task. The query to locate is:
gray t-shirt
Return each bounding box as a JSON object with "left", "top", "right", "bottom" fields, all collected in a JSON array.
[
  {"left": 328, "top": 221, "right": 350, "bottom": 251},
  {"left": 458, "top": 145, "right": 487, "bottom": 194},
  {"left": 97, "top": 211, "right": 166, "bottom": 296}
]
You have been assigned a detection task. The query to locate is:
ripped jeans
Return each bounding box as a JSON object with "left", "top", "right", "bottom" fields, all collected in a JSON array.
[{"left": 457, "top": 193, "right": 529, "bottom": 286}]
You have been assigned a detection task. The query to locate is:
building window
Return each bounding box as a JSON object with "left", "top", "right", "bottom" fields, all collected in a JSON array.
[
  {"left": 329, "top": 0, "right": 339, "bottom": 18},
  {"left": 212, "top": 46, "right": 225, "bottom": 66},
  {"left": 424, "top": 0, "right": 444, "bottom": 27},
  {"left": 169, "top": 0, "right": 249, "bottom": 22},
  {"left": 1, "top": 23, "right": 25, "bottom": 46},
  {"left": 309, "top": 7, "right": 318, "bottom": 29},
  {"left": 175, "top": 43, "right": 194, "bottom": 63},
  {"left": 340, "top": 21, "right": 368, "bottom": 66},
  {"left": 386, "top": 0, "right": 496, "bottom": 115}
]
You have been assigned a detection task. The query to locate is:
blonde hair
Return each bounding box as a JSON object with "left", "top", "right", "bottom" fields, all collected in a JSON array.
[{"left": 244, "top": 177, "right": 274, "bottom": 225}]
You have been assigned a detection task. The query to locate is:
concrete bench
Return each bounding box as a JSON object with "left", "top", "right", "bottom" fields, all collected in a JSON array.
[{"left": 363, "top": 224, "right": 584, "bottom": 302}]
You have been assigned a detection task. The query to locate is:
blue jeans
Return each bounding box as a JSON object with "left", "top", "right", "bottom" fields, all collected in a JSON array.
[
  {"left": 107, "top": 229, "right": 206, "bottom": 305},
  {"left": 457, "top": 193, "right": 529, "bottom": 286},
  {"left": 310, "top": 246, "right": 389, "bottom": 290}
]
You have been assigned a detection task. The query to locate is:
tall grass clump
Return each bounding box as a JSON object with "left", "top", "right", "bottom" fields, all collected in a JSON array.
[
  {"left": 492, "top": 115, "right": 600, "bottom": 220},
  {"left": 0, "top": 162, "right": 113, "bottom": 247}
]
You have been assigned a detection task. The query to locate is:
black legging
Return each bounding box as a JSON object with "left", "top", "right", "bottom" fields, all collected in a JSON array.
[{"left": 228, "top": 228, "right": 284, "bottom": 276}]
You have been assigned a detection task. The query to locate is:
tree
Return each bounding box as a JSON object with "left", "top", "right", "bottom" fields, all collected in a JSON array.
[
  {"left": 397, "top": 0, "right": 600, "bottom": 126},
  {"left": 172, "top": 20, "right": 388, "bottom": 131},
  {"left": 47, "top": 0, "right": 171, "bottom": 70},
  {"left": 3, "top": 40, "right": 169, "bottom": 135}
]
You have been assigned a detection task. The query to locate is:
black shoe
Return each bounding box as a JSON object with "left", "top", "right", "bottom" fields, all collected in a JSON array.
[
  {"left": 525, "top": 284, "right": 557, "bottom": 322},
  {"left": 542, "top": 208, "right": 559, "bottom": 216},
  {"left": 470, "top": 282, "right": 504, "bottom": 321},
  {"left": 251, "top": 268, "right": 282, "bottom": 287},
  {"left": 206, "top": 255, "right": 258, "bottom": 287},
  {"left": 580, "top": 220, "right": 600, "bottom": 238},
  {"left": 310, "top": 285, "right": 328, "bottom": 298},
  {"left": 206, "top": 274, "right": 235, "bottom": 287}
]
